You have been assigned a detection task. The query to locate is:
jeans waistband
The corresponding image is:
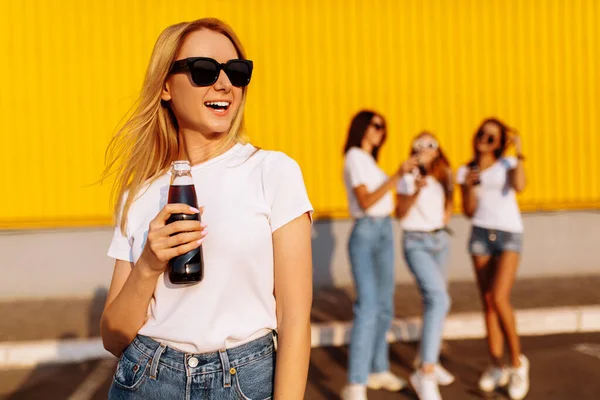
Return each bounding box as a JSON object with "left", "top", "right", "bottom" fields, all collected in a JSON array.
[
  {"left": 129, "top": 332, "right": 276, "bottom": 375},
  {"left": 404, "top": 227, "right": 445, "bottom": 235},
  {"left": 356, "top": 215, "right": 391, "bottom": 221}
]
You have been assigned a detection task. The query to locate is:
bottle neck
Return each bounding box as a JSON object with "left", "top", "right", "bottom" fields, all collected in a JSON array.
[{"left": 170, "top": 172, "right": 193, "bottom": 186}]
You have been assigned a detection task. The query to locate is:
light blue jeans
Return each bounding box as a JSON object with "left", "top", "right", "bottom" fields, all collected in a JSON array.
[
  {"left": 347, "top": 216, "right": 395, "bottom": 384},
  {"left": 403, "top": 230, "right": 451, "bottom": 365},
  {"left": 109, "top": 333, "right": 276, "bottom": 399}
]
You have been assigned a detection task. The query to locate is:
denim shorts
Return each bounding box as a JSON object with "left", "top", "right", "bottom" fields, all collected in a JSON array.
[
  {"left": 109, "top": 332, "right": 276, "bottom": 400},
  {"left": 468, "top": 226, "right": 523, "bottom": 255}
]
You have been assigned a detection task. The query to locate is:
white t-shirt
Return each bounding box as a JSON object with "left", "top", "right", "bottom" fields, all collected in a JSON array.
[
  {"left": 397, "top": 173, "right": 446, "bottom": 231},
  {"left": 107, "top": 143, "right": 313, "bottom": 353},
  {"left": 456, "top": 157, "right": 523, "bottom": 233},
  {"left": 343, "top": 147, "right": 394, "bottom": 218}
]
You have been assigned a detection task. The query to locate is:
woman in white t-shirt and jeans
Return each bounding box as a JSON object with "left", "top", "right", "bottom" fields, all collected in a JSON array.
[
  {"left": 340, "top": 110, "right": 417, "bottom": 400},
  {"left": 100, "top": 18, "right": 313, "bottom": 399},
  {"left": 396, "top": 132, "right": 454, "bottom": 400},
  {"left": 456, "top": 118, "right": 528, "bottom": 400}
]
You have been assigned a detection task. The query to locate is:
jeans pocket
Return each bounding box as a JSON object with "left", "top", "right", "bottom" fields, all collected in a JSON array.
[
  {"left": 502, "top": 232, "right": 523, "bottom": 253},
  {"left": 403, "top": 232, "right": 425, "bottom": 251},
  {"left": 112, "top": 351, "right": 149, "bottom": 391},
  {"left": 233, "top": 352, "right": 276, "bottom": 400}
]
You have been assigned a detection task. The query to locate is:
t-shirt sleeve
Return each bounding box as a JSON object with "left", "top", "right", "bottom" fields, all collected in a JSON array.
[
  {"left": 397, "top": 173, "right": 416, "bottom": 195},
  {"left": 344, "top": 149, "right": 369, "bottom": 188},
  {"left": 456, "top": 165, "right": 468, "bottom": 185},
  {"left": 502, "top": 157, "right": 518, "bottom": 169},
  {"left": 264, "top": 152, "right": 314, "bottom": 233},
  {"left": 107, "top": 197, "right": 134, "bottom": 262},
  {"left": 107, "top": 225, "right": 133, "bottom": 262}
]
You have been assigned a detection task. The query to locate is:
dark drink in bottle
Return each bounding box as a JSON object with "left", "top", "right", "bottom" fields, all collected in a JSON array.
[
  {"left": 166, "top": 161, "right": 204, "bottom": 284},
  {"left": 467, "top": 160, "right": 481, "bottom": 185}
]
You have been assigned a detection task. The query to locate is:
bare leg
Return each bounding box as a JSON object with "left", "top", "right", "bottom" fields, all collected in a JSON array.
[
  {"left": 472, "top": 255, "right": 504, "bottom": 366},
  {"left": 491, "top": 251, "right": 522, "bottom": 367}
]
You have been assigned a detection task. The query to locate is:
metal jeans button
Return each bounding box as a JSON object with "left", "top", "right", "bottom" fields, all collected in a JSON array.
[
  {"left": 188, "top": 357, "right": 199, "bottom": 368},
  {"left": 489, "top": 232, "right": 497, "bottom": 242}
]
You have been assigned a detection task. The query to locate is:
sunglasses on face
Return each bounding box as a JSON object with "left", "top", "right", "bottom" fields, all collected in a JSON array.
[
  {"left": 413, "top": 139, "right": 439, "bottom": 151},
  {"left": 169, "top": 57, "right": 253, "bottom": 87},
  {"left": 477, "top": 133, "right": 498, "bottom": 144},
  {"left": 371, "top": 122, "right": 385, "bottom": 131}
]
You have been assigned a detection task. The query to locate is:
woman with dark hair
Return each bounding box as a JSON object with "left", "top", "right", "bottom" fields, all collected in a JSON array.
[
  {"left": 340, "top": 110, "right": 416, "bottom": 400},
  {"left": 457, "top": 118, "right": 528, "bottom": 400},
  {"left": 396, "top": 132, "right": 454, "bottom": 400}
]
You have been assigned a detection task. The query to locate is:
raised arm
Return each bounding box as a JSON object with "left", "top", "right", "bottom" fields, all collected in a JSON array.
[
  {"left": 509, "top": 136, "right": 526, "bottom": 192},
  {"left": 354, "top": 157, "right": 418, "bottom": 212},
  {"left": 100, "top": 204, "right": 205, "bottom": 357},
  {"left": 459, "top": 168, "right": 480, "bottom": 218},
  {"left": 395, "top": 175, "right": 427, "bottom": 219}
]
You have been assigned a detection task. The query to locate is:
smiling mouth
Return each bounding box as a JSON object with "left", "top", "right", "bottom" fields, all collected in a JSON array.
[{"left": 204, "top": 101, "right": 231, "bottom": 113}]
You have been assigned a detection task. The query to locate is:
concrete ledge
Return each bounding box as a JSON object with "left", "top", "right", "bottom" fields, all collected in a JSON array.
[
  {"left": 2, "top": 211, "right": 600, "bottom": 300},
  {"left": 2, "top": 305, "right": 600, "bottom": 369}
]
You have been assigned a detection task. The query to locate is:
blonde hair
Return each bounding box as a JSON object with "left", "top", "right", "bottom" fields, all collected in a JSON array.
[{"left": 102, "top": 18, "right": 249, "bottom": 233}]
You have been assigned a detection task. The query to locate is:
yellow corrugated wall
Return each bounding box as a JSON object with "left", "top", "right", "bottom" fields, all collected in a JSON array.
[{"left": 1, "top": 0, "right": 598, "bottom": 228}]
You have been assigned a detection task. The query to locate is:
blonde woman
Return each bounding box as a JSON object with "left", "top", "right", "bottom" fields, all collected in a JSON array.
[{"left": 101, "top": 18, "right": 313, "bottom": 399}]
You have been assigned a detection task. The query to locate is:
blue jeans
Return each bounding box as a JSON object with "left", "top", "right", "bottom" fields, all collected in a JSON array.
[
  {"left": 109, "top": 333, "right": 276, "bottom": 399},
  {"left": 347, "top": 216, "right": 395, "bottom": 384},
  {"left": 403, "top": 230, "right": 451, "bottom": 365}
]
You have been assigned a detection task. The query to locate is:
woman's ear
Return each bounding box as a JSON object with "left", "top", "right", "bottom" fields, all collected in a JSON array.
[{"left": 161, "top": 80, "right": 172, "bottom": 102}]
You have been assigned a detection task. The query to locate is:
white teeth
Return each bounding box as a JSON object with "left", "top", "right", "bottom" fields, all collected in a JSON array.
[{"left": 204, "top": 101, "right": 230, "bottom": 107}]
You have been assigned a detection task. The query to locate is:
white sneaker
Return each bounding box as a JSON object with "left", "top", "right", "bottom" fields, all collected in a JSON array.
[
  {"left": 508, "top": 355, "right": 530, "bottom": 400},
  {"left": 340, "top": 384, "right": 367, "bottom": 400},
  {"left": 367, "top": 371, "right": 407, "bottom": 391},
  {"left": 410, "top": 371, "right": 442, "bottom": 400},
  {"left": 478, "top": 365, "right": 510, "bottom": 392},
  {"left": 413, "top": 355, "right": 455, "bottom": 386},
  {"left": 434, "top": 364, "right": 455, "bottom": 386}
]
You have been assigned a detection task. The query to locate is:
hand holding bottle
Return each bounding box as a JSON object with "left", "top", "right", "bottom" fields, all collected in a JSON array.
[{"left": 138, "top": 204, "right": 206, "bottom": 276}]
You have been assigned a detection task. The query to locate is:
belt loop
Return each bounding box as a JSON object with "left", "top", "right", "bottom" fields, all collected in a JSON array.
[
  {"left": 218, "top": 349, "right": 232, "bottom": 388},
  {"left": 149, "top": 343, "right": 167, "bottom": 380}
]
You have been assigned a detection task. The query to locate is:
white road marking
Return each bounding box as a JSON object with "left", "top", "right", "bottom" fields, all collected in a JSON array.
[
  {"left": 67, "top": 358, "right": 116, "bottom": 400},
  {"left": 574, "top": 343, "right": 600, "bottom": 360},
  {"left": 2, "top": 306, "right": 600, "bottom": 368}
]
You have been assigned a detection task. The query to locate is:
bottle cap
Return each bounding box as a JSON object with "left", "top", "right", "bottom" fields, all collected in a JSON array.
[{"left": 171, "top": 160, "right": 191, "bottom": 171}]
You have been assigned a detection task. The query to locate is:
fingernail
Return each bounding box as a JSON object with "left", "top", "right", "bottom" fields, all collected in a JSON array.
[
  {"left": 200, "top": 223, "right": 208, "bottom": 228},
  {"left": 197, "top": 237, "right": 205, "bottom": 245},
  {"left": 201, "top": 229, "right": 208, "bottom": 236},
  {"left": 190, "top": 207, "right": 200, "bottom": 213}
]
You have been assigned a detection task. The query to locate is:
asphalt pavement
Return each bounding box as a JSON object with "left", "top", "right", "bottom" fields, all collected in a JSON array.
[{"left": 2, "top": 332, "right": 599, "bottom": 400}]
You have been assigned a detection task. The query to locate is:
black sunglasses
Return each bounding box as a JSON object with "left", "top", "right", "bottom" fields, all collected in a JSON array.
[
  {"left": 477, "top": 133, "right": 497, "bottom": 144},
  {"left": 170, "top": 57, "right": 253, "bottom": 87}
]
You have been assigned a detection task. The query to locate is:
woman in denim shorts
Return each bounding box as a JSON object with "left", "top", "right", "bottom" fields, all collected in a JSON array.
[
  {"left": 457, "top": 118, "right": 529, "bottom": 400},
  {"left": 101, "top": 18, "right": 313, "bottom": 399},
  {"left": 396, "top": 132, "right": 455, "bottom": 400}
]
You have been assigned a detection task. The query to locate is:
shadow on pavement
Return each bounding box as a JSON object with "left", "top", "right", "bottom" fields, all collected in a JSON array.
[{"left": 5, "top": 287, "right": 109, "bottom": 399}]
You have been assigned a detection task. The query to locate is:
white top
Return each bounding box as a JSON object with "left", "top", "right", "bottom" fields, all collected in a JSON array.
[
  {"left": 397, "top": 173, "right": 446, "bottom": 231},
  {"left": 456, "top": 157, "right": 523, "bottom": 233},
  {"left": 343, "top": 147, "right": 394, "bottom": 218},
  {"left": 107, "top": 143, "right": 313, "bottom": 353}
]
